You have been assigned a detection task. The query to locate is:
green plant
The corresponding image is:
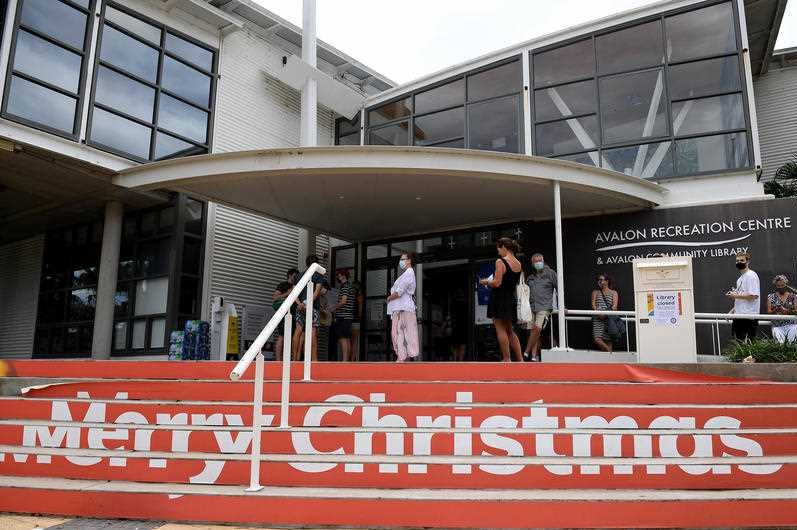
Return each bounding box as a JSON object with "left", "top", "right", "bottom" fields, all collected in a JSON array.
[
  {"left": 764, "top": 155, "right": 797, "bottom": 198},
  {"left": 725, "top": 338, "right": 797, "bottom": 363}
]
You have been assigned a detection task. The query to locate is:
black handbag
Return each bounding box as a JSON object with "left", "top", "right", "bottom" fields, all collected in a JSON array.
[{"left": 600, "top": 292, "right": 624, "bottom": 343}]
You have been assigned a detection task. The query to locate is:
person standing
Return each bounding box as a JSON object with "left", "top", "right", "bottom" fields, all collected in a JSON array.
[
  {"left": 727, "top": 252, "right": 760, "bottom": 342},
  {"left": 293, "top": 255, "right": 329, "bottom": 361},
  {"left": 524, "top": 253, "right": 557, "bottom": 362},
  {"left": 480, "top": 238, "right": 523, "bottom": 362},
  {"left": 387, "top": 252, "right": 419, "bottom": 362},
  {"left": 351, "top": 281, "right": 364, "bottom": 361},
  {"left": 591, "top": 273, "right": 618, "bottom": 352},
  {"left": 272, "top": 268, "right": 299, "bottom": 361},
  {"left": 767, "top": 274, "right": 797, "bottom": 344},
  {"left": 333, "top": 270, "right": 355, "bottom": 361}
]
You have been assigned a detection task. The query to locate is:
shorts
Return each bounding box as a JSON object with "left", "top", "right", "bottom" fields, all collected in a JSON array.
[
  {"left": 296, "top": 308, "right": 320, "bottom": 329},
  {"left": 524, "top": 310, "right": 550, "bottom": 329},
  {"left": 336, "top": 319, "right": 353, "bottom": 339}
]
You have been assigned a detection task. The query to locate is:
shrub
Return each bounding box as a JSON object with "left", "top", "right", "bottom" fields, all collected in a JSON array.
[{"left": 725, "top": 339, "right": 797, "bottom": 363}]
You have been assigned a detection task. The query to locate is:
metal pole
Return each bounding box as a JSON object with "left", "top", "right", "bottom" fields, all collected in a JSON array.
[
  {"left": 553, "top": 182, "right": 568, "bottom": 350},
  {"left": 303, "top": 282, "right": 313, "bottom": 381},
  {"left": 280, "top": 314, "right": 292, "bottom": 428},
  {"left": 246, "top": 352, "right": 264, "bottom": 491},
  {"left": 300, "top": 0, "right": 317, "bottom": 147}
]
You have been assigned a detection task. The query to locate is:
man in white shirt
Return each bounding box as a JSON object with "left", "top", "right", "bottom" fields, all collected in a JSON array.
[{"left": 727, "top": 251, "right": 760, "bottom": 342}]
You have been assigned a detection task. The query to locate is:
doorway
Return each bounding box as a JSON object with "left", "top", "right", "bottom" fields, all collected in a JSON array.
[{"left": 422, "top": 264, "right": 471, "bottom": 361}]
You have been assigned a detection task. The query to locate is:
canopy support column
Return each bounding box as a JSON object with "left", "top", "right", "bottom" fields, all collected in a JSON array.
[
  {"left": 297, "top": 0, "right": 317, "bottom": 269},
  {"left": 553, "top": 181, "right": 568, "bottom": 350}
]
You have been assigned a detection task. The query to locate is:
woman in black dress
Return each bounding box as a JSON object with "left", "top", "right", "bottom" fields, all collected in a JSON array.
[{"left": 480, "top": 238, "right": 524, "bottom": 362}]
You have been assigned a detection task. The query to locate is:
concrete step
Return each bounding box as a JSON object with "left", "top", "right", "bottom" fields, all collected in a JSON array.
[{"left": 0, "top": 476, "right": 796, "bottom": 528}]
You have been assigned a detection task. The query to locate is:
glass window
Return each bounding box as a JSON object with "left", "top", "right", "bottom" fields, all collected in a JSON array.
[
  {"left": 69, "top": 288, "right": 96, "bottom": 321},
  {"left": 138, "top": 238, "right": 171, "bottom": 276},
  {"left": 19, "top": 0, "right": 87, "bottom": 49},
  {"left": 337, "top": 133, "right": 360, "bottom": 146},
  {"left": 596, "top": 20, "right": 663, "bottom": 75},
  {"left": 431, "top": 138, "right": 465, "bottom": 148},
  {"left": 366, "top": 269, "right": 387, "bottom": 297},
  {"left": 113, "top": 321, "right": 128, "bottom": 350},
  {"left": 533, "top": 39, "right": 594, "bottom": 87},
  {"left": 179, "top": 277, "right": 200, "bottom": 314},
  {"left": 13, "top": 30, "right": 82, "bottom": 92},
  {"left": 150, "top": 318, "right": 166, "bottom": 348},
  {"left": 665, "top": 2, "right": 736, "bottom": 62},
  {"left": 415, "top": 78, "right": 464, "bottom": 114},
  {"left": 89, "top": 107, "right": 152, "bottom": 159},
  {"left": 367, "top": 245, "right": 388, "bottom": 259},
  {"left": 368, "top": 97, "right": 411, "bottom": 126},
  {"left": 556, "top": 151, "right": 598, "bottom": 167},
  {"left": 105, "top": 5, "right": 161, "bottom": 44},
  {"left": 94, "top": 66, "right": 155, "bottom": 122},
  {"left": 155, "top": 132, "right": 204, "bottom": 160},
  {"left": 413, "top": 107, "right": 464, "bottom": 146},
  {"left": 162, "top": 56, "right": 211, "bottom": 107},
  {"left": 467, "top": 94, "right": 520, "bottom": 153},
  {"left": 39, "top": 292, "right": 65, "bottom": 323},
  {"left": 140, "top": 211, "right": 157, "bottom": 236},
  {"left": 534, "top": 79, "right": 595, "bottom": 122},
  {"left": 6, "top": 76, "right": 77, "bottom": 133},
  {"left": 158, "top": 94, "right": 208, "bottom": 143},
  {"left": 159, "top": 207, "right": 176, "bottom": 233},
  {"left": 602, "top": 141, "right": 675, "bottom": 179},
  {"left": 134, "top": 277, "right": 169, "bottom": 316},
  {"left": 338, "top": 116, "right": 360, "bottom": 136},
  {"left": 671, "top": 93, "right": 745, "bottom": 137},
  {"left": 668, "top": 55, "right": 741, "bottom": 100},
  {"left": 114, "top": 286, "right": 131, "bottom": 317},
  {"left": 99, "top": 25, "right": 159, "bottom": 82},
  {"left": 183, "top": 238, "right": 202, "bottom": 275},
  {"left": 535, "top": 115, "right": 599, "bottom": 156},
  {"left": 72, "top": 267, "right": 97, "bottom": 288},
  {"left": 599, "top": 68, "right": 668, "bottom": 144},
  {"left": 185, "top": 199, "right": 204, "bottom": 235},
  {"left": 369, "top": 122, "right": 409, "bottom": 146},
  {"left": 467, "top": 60, "right": 521, "bottom": 101},
  {"left": 674, "top": 132, "right": 749, "bottom": 175},
  {"left": 165, "top": 33, "right": 214, "bottom": 71},
  {"left": 132, "top": 320, "right": 146, "bottom": 349}
]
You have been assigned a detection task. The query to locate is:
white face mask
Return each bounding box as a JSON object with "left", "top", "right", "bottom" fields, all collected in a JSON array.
[
  {"left": 398, "top": 259, "right": 407, "bottom": 270},
  {"left": 533, "top": 261, "right": 544, "bottom": 271}
]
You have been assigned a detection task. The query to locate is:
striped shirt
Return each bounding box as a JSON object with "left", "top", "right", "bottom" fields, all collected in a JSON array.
[{"left": 337, "top": 281, "right": 355, "bottom": 320}]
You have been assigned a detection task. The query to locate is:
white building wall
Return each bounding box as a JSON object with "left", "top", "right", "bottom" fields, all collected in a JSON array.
[
  {"left": 754, "top": 65, "right": 797, "bottom": 182},
  {"left": 203, "top": 27, "right": 335, "bottom": 351},
  {"left": 0, "top": 236, "right": 43, "bottom": 357}
]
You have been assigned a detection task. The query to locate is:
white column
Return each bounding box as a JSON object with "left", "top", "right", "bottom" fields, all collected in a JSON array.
[
  {"left": 297, "top": 0, "right": 318, "bottom": 267},
  {"left": 553, "top": 182, "right": 568, "bottom": 350},
  {"left": 91, "top": 201, "right": 123, "bottom": 359},
  {"left": 415, "top": 240, "right": 424, "bottom": 360}
]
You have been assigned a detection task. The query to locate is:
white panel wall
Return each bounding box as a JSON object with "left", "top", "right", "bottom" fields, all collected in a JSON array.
[
  {"left": 754, "top": 66, "right": 797, "bottom": 182},
  {"left": 204, "top": 27, "right": 335, "bottom": 342},
  {"left": 0, "top": 236, "right": 43, "bottom": 357}
]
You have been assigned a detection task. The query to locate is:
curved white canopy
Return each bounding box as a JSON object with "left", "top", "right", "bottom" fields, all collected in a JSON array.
[{"left": 115, "top": 146, "right": 667, "bottom": 241}]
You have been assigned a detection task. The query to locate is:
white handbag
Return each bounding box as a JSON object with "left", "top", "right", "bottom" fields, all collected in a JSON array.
[{"left": 516, "top": 272, "right": 533, "bottom": 323}]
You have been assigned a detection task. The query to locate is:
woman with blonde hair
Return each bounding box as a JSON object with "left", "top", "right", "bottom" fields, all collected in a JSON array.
[{"left": 480, "top": 238, "right": 523, "bottom": 362}]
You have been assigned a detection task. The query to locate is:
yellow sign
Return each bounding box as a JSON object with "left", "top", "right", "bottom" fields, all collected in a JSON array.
[{"left": 226, "top": 315, "right": 239, "bottom": 355}]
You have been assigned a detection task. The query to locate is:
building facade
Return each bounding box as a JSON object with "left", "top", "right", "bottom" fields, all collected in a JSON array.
[{"left": 0, "top": 0, "right": 795, "bottom": 360}]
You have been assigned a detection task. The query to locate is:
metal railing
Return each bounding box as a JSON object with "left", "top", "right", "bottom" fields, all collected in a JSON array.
[{"left": 228, "top": 263, "right": 326, "bottom": 491}]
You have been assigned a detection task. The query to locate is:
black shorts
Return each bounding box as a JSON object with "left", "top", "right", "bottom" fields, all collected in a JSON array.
[
  {"left": 336, "top": 319, "right": 353, "bottom": 339},
  {"left": 732, "top": 318, "right": 758, "bottom": 341}
]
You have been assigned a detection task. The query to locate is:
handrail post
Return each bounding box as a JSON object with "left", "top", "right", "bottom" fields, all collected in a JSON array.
[
  {"left": 625, "top": 318, "right": 630, "bottom": 352},
  {"left": 246, "top": 351, "right": 264, "bottom": 491},
  {"left": 303, "top": 282, "right": 313, "bottom": 381},
  {"left": 280, "top": 313, "right": 292, "bottom": 428}
]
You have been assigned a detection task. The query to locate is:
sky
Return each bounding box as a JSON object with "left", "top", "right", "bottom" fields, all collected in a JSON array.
[{"left": 252, "top": 0, "right": 797, "bottom": 84}]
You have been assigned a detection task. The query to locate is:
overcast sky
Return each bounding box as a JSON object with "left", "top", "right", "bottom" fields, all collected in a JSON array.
[{"left": 252, "top": 0, "right": 797, "bottom": 84}]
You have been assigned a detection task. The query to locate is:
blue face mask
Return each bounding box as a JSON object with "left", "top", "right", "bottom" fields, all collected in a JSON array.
[
  {"left": 399, "top": 259, "right": 407, "bottom": 270},
  {"left": 533, "top": 261, "right": 544, "bottom": 271}
]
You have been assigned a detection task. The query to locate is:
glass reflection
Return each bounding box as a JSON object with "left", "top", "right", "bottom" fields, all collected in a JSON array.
[
  {"left": 601, "top": 141, "right": 675, "bottom": 179},
  {"left": 105, "top": 6, "right": 161, "bottom": 44},
  {"left": 134, "top": 277, "right": 169, "bottom": 316},
  {"left": 14, "top": 30, "right": 82, "bottom": 93},
  {"left": 369, "top": 122, "right": 409, "bottom": 145},
  {"left": 666, "top": 2, "right": 736, "bottom": 62},
  {"left": 158, "top": 94, "right": 208, "bottom": 143},
  {"left": 671, "top": 93, "right": 744, "bottom": 137},
  {"left": 467, "top": 61, "right": 520, "bottom": 101},
  {"left": 338, "top": 116, "right": 360, "bottom": 136},
  {"left": 675, "top": 132, "right": 749, "bottom": 175},
  {"left": 668, "top": 56, "right": 741, "bottom": 100},
  {"left": 162, "top": 57, "right": 211, "bottom": 107},
  {"left": 113, "top": 322, "right": 128, "bottom": 350},
  {"left": 20, "top": 0, "right": 87, "bottom": 49},
  {"left": 337, "top": 133, "right": 360, "bottom": 146},
  {"left": 90, "top": 107, "right": 151, "bottom": 159},
  {"left": 413, "top": 107, "right": 464, "bottom": 146},
  {"left": 155, "top": 132, "right": 204, "bottom": 160},
  {"left": 533, "top": 39, "right": 594, "bottom": 87},
  {"left": 132, "top": 320, "right": 146, "bottom": 349},
  {"left": 415, "top": 78, "right": 464, "bottom": 114},
  {"left": 556, "top": 151, "right": 598, "bottom": 167},
  {"left": 467, "top": 95, "right": 520, "bottom": 153},
  {"left": 596, "top": 20, "right": 663, "bottom": 75},
  {"left": 138, "top": 239, "right": 171, "bottom": 276},
  {"left": 7, "top": 76, "right": 77, "bottom": 133},
  {"left": 599, "top": 69, "right": 668, "bottom": 144},
  {"left": 95, "top": 66, "right": 155, "bottom": 122},
  {"left": 150, "top": 318, "right": 166, "bottom": 348},
  {"left": 166, "top": 33, "right": 214, "bottom": 71},
  {"left": 368, "top": 98, "right": 411, "bottom": 127},
  {"left": 100, "top": 25, "right": 159, "bottom": 82},
  {"left": 535, "top": 115, "right": 598, "bottom": 156},
  {"left": 69, "top": 288, "right": 96, "bottom": 321},
  {"left": 534, "top": 80, "right": 595, "bottom": 122}
]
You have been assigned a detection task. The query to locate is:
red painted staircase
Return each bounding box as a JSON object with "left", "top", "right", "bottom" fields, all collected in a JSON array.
[{"left": 0, "top": 360, "right": 796, "bottom": 528}]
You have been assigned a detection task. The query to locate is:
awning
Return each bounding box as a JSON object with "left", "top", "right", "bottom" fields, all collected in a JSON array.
[{"left": 114, "top": 146, "right": 668, "bottom": 241}]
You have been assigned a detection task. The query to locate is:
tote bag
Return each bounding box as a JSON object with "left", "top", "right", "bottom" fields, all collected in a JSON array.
[{"left": 516, "top": 272, "right": 533, "bottom": 323}]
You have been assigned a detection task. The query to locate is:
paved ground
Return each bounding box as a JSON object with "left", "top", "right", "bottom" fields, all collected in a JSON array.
[{"left": 0, "top": 515, "right": 362, "bottom": 530}]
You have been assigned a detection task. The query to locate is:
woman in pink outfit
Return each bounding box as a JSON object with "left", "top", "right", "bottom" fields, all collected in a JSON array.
[{"left": 387, "top": 252, "right": 419, "bottom": 362}]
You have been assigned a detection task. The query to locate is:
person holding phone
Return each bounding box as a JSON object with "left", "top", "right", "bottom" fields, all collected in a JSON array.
[
  {"left": 727, "top": 252, "right": 760, "bottom": 342},
  {"left": 480, "top": 238, "right": 523, "bottom": 362},
  {"left": 767, "top": 274, "right": 797, "bottom": 343}
]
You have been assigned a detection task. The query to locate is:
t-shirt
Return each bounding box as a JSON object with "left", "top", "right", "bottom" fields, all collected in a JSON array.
[
  {"left": 273, "top": 281, "right": 295, "bottom": 314},
  {"left": 298, "top": 271, "right": 329, "bottom": 303},
  {"left": 336, "top": 281, "right": 355, "bottom": 320},
  {"left": 734, "top": 269, "right": 761, "bottom": 315}
]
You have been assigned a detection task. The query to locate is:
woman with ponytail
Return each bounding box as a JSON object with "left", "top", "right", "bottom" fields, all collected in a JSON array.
[{"left": 480, "top": 238, "right": 524, "bottom": 362}]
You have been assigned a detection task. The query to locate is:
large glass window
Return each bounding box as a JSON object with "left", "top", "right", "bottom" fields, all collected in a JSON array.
[
  {"left": 531, "top": 0, "right": 750, "bottom": 179},
  {"left": 335, "top": 114, "right": 361, "bottom": 145},
  {"left": 2, "top": 0, "right": 93, "bottom": 137},
  {"left": 87, "top": 2, "right": 217, "bottom": 161},
  {"left": 414, "top": 107, "right": 464, "bottom": 146}
]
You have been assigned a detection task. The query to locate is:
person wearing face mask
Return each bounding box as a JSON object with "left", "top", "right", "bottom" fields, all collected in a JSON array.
[
  {"left": 767, "top": 275, "right": 797, "bottom": 344},
  {"left": 727, "top": 251, "right": 760, "bottom": 342},
  {"left": 523, "top": 253, "right": 557, "bottom": 362},
  {"left": 387, "top": 252, "right": 419, "bottom": 362}
]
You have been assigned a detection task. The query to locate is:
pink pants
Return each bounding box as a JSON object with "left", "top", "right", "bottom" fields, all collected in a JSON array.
[{"left": 391, "top": 311, "right": 419, "bottom": 362}]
